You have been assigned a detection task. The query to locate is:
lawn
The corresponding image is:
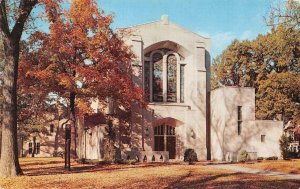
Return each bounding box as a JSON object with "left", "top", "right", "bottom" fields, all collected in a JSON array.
[
  {"left": 0, "top": 158, "right": 299, "bottom": 189},
  {"left": 237, "top": 159, "right": 300, "bottom": 174}
]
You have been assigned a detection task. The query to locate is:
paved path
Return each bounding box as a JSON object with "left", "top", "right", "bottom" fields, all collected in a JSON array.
[{"left": 208, "top": 164, "right": 300, "bottom": 180}]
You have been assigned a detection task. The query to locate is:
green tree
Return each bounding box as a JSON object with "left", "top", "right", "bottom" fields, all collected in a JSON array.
[
  {"left": 212, "top": 25, "right": 300, "bottom": 124},
  {"left": 279, "top": 134, "right": 290, "bottom": 159}
]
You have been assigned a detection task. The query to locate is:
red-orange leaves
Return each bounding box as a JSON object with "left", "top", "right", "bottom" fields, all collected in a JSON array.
[
  {"left": 20, "top": 0, "right": 145, "bottom": 120},
  {"left": 39, "top": 0, "right": 63, "bottom": 22}
]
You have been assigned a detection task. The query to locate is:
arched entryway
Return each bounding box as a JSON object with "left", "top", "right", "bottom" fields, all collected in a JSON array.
[{"left": 154, "top": 124, "right": 176, "bottom": 159}]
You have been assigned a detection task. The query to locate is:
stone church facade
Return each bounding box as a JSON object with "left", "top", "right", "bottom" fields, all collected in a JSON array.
[
  {"left": 19, "top": 16, "right": 283, "bottom": 161},
  {"left": 118, "top": 15, "right": 211, "bottom": 161}
]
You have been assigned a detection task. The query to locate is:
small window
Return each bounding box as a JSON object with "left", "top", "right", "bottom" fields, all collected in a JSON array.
[
  {"left": 36, "top": 143, "right": 40, "bottom": 154},
  {"left": 29, "top": 142, "right": 33, "bottom": 154},
  {"left": 50, "top": 124, "right": 54, "bottom": 133},
  {"left": 238, "top": 121, "right": 242, "bottom": 135},
  {"left": 261, "top": 135, "right": 266, "bottom": 143},
  {"left": 237, "top": 106, "right": 242, "bottom": 135},
  {"left": 237, "top": 106, "right": 242, "bottom": 121}
]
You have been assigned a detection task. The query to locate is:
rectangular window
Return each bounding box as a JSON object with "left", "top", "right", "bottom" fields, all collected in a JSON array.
[
  {"left": 50, "top": 124, "right": 54, "bottom": 133},
  {"left": 237, "top": 106, "right": 242, "bottom": 135},
  {"left": 238, "top": 121, "right": 242, "bottom": 135},
  {"left": 36, "top": 143, "right": 40, "bottom": 154},
  {"left": 29, "top": 142, "right": 33, "bottom": 154},
  {"left": 238, "top": 106, "right": 242, "bottom": 121},
  {"left": 180, "top": 65, "right": 185, "bottom": 103},
  {"left": 261, "top": 135, "right": 266, "bottom": 143}
]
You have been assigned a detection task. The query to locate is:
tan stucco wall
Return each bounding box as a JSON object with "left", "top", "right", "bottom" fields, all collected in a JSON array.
[
  {"left": 121, "top": 16, "right": 211, "bottom": 160},
  {"left": 19, "top": 119, "right": 67, "bottom": 157},
  {"left": 211, "top": 87, "right": 283, "bottom": 160}
]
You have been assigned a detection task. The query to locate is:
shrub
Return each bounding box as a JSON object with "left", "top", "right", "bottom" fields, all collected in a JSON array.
[
  {"left": 237, "top": 150, "right": 248, "bottom": 162},
  {"left": 76, "top": 158, "right": 87, "bottom": 164},
  {"left": 184, "top": 148, "right": 198, "bottom": 163},
  {"left": 279, "top": 134, "right": 290, "bottom": 160},
  {"left": 53, "top": 151, "right": 64, "bottom": 158},
  {"left": 125, "top": 159, "right": 137, "bottom": 165},
  {"left": 113, "top": 158, "right": 138, "bottom": 165},
  {"left": 287, "top": 151, "right": 299, "bottom": 159},
  {"left": 266, "top": 156, "right": 278, "bottom": 160},
  {"left": 257, "top": 157, "right": 264, "bottom": 161},
  {"left": 103, "top": 139, "right": 116, "bottom": 163}
]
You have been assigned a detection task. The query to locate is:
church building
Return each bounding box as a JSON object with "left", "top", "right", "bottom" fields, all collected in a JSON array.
[{"left": 19, "top": 16, "right": 283, "bottom": 162}]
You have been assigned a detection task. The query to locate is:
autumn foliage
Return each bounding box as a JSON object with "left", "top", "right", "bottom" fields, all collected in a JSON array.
[{"left": 19, "top": 0, "right": 145, "bottom": 118}]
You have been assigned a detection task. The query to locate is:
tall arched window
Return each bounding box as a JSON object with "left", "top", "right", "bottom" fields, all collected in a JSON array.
[
  {"left": 167, "top": 54, "right": 177, "bottom": 102},
  {"left": 144, "top": 49, "right": 184, "bottom": 103},
  {"left": 152, "top": 53, "right": 163, "bottom": 102}
]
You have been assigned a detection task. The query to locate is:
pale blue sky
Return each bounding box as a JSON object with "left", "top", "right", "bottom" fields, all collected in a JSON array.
[{"left": 99, "top": 0, "right": 276, "bottom": 58}]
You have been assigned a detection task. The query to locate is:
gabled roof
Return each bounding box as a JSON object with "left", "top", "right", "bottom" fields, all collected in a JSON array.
[{"left": 119, "top": 15, "right": 209, "bottom": 40}]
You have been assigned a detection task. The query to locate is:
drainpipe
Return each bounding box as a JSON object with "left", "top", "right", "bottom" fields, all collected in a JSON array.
[
  {"left": 142, "top": 108, "right": 145, "bottom": 151},
  {"left": 206, "top": 50, "right": 211, "bottom": 161},
  {"left": 84, "top": 128, "right": 88, "bottom": 159}
]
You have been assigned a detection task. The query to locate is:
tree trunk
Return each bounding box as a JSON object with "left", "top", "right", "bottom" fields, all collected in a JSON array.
[
  {"left": 0, "top": 126, "right": 2, "bottom": 158},
  {"left": 31, "top": 136, "right": 36, "bottom": 157},
  {"left": 54, "top": 119, "right": 60, "bottom": 156},
  {"left": 0, "top": 38, "right": 22, "bottom": 177},
  {"left": 70, "top": 92, "right": 77, "bottom": 157}
]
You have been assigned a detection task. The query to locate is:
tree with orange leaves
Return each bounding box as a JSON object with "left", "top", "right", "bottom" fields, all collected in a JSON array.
[{"left": 20, "top": 0, "right": 145, "bottom": 156}]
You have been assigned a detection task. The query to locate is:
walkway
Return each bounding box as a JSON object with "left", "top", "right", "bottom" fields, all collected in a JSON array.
[{"left": 208, "top": 164, "right": 300, "bottom": 180}]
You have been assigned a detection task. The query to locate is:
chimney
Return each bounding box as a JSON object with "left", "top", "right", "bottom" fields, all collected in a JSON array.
[{"left": 161, "top": 15, "right": 169, "bottom": 25}]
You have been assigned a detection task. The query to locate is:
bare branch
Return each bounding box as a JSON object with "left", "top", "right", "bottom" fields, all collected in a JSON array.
[{"left": 11, "top": 0, "right": 38, "bottom": 42}]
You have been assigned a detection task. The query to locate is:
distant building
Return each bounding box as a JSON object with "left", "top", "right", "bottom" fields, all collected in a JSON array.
[{"left": 284, "top": 122, "right": 300, "bottom": 153}]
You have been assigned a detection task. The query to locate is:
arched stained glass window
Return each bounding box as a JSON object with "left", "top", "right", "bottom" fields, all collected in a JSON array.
[
  {"left": 152, "top": 53, "right": 163, "bottom": 102},
  {"left": 167, "top": 55, "right": 177, "bottom": 102}
]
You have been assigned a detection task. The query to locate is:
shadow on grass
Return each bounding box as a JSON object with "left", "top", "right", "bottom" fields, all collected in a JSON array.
[
  {"left": 106, "top": 171, "right": 300, "bottom": 189},
  {"left": 131, "top": 172, "right": 300, "bottom": 189},
  {"left": 166, "top": 178, "right": 300, "bottom": 189},
  {"left": 165, "top": 172, "right": 241, "bottom": 189},
  {"left": 21, "top": 161, "right": 64, "bottom": 167},
  {"left": 23, "top": 162, "right": 171, "bottom": 176},
  {"left": 19, "top": 159, "right": 300, "bottom": 189}
]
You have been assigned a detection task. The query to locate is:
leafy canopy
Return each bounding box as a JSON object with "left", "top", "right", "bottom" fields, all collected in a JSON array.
[
  {"left": 19, "top": 0, "right": 145, "bottom": 120},
  {"left": 212, "top": 25, "right": 300, "bottom": 124}
]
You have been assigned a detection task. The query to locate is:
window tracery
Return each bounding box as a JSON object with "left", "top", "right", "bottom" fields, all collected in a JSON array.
[{"left": 144, "top": 49, "right": 184, "bottom": 103}]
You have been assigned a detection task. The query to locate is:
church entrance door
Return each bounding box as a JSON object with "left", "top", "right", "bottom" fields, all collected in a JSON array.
[
  {"left": 166, "top": 136, "right": 176, "bottom": 159},
  {"left": 154, "top": 125, "right": 176, "bottom": 159}
]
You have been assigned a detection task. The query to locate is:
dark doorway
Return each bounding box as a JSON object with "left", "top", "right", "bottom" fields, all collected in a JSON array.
[{"left": 167, "top": 136, "right": 176, "bottom": 159}]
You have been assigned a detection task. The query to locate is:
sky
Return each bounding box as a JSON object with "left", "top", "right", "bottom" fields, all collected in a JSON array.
[{"left": 98, "top": 0, "right": 276, "bottom": 58}]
